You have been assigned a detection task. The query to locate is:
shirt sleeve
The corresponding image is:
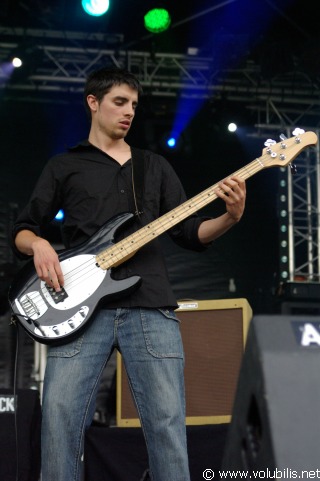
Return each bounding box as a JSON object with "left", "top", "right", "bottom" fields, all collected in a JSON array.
[
  {"left": 157, "top": 154, "right": 213, "bottom": 252},
  {"left": 11, "top": 158, "right": 62, "bottom": 259}
]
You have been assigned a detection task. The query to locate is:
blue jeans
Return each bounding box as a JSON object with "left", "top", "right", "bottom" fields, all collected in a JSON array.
[{"left": 41, "top": 307, "right": 191, "bottom": 481}]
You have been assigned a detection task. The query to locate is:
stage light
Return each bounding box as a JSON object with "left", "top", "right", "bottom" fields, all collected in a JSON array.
[
  {"left": 227, "top": 122, "right": 237, "bottom": 132},
  {"left": 12, "top": 57, "right": 22, "bottom": 68},
  {"left": 144, "top": 7, "right": 171, "bottom": 33},
  {"left": 82, "top": 0, "right": 110, "bottom": 17},
  {"left": 55, "top": 209, "right": 64, "bottom": 221},
  {"left": 278, "top": 167, "right": 290, "bottom": 282},
  {"left": 167, "top": 137, "right": 176, "bottom": 148},
  {"left": 161, "top": 132, "right": 182, "bottom": 152}
]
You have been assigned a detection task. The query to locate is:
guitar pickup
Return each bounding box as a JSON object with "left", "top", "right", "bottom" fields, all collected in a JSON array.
[{"left": 46, "top": 285, "right": 69, "bottom": 304}]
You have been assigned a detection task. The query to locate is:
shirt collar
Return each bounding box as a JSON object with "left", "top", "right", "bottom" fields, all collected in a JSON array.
[{"left": 68, "top": 139, "right": 93, "bottom": 151}]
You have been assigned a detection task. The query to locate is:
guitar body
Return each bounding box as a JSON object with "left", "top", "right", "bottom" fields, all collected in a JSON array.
[{"left": 8, "top": 212, "right": 142, "bottom": 345}]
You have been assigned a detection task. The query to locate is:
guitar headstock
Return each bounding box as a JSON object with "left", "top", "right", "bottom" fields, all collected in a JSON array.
[{"left": 261, "top": 129, "right": 318, "bottom": 169}]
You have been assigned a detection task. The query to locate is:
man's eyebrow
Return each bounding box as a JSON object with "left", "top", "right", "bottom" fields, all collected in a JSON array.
[{"left": 113, "top": 95, "right": 127, "bottom": 101}]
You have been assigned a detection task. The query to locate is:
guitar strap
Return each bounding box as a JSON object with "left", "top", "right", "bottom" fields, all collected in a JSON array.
[{"left": 131, "top": 146, "right": 145, "bottom": 218}]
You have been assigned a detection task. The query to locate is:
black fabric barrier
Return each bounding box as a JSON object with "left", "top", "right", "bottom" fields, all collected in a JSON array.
[
  {"left": 85, "top": 424, "right": 228, "bottom": 481},
  {"left": 0, "top": 388, "right": 41, "bottom": 481}
]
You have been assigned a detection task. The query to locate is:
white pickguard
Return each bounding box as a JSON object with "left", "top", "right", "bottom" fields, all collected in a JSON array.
[
  {"left": 41, "top": 254, "right": 106, "bottom": 310},
  {"left": 15, "top": 254, "right": 107, "bottom": 322}
]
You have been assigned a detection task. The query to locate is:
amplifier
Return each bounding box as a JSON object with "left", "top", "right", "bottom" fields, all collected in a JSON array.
[
  {"left": 116, "top": 298, "right": 252, "bottom": 427},
  {"left": 278, "top": 281, "right": 320, "bottom": 301}
]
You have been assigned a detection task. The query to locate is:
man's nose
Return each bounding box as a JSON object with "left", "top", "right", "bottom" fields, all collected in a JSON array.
[{"left": 125, "top": 104, "right": 135, "bottom": 116}]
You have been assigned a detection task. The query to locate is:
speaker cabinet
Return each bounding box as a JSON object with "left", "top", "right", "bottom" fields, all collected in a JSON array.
[
  {"left": 222, "top": 314, "right": 320, "bottom": 472},
  {"left": 116, "top": 298, "right": 252, "bottom": 427}
]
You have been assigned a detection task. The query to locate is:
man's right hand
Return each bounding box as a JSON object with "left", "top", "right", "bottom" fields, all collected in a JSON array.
[{"left": 15, "top": 230, "right": 64, "bottom": 291}]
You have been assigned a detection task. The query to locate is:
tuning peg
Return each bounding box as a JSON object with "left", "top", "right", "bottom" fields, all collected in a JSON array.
[
  {"left": 264, "top": 138, "right": 276, "bottom": 147},
  {"left": 290, "top": 163, "right": 297, "bottom": 175},
  {"left": 280, "top": 133, "right": 287, "bottom": 141},
  {"left": 292, "top": 128, "right": 305, "bottom": 136}
]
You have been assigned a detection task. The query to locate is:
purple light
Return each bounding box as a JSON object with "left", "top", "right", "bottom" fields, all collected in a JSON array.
[{"left": 1, "top": 62, "right": 15, "bottom": 78}]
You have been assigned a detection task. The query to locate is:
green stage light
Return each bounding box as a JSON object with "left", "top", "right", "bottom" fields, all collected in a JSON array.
[
  {"left": 82, "top": 0, "right": 109, "bottom": 17},
  {"left": 144, "top": 8, "right": 171, "bottom": 33}
]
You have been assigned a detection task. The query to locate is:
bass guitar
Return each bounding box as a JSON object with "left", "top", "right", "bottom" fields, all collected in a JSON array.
[{"left": 8, "top": 129, "right": 318, "bottom": 344}]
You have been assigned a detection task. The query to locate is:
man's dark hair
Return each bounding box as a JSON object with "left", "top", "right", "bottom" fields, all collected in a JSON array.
[{"left": 83, "top": 67, "right": 143, "bottom": 117}]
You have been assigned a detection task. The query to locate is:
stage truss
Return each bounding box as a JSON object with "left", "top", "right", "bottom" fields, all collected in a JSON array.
[{"left": 278, "top": 130, "right": 320, "bottom": 283}]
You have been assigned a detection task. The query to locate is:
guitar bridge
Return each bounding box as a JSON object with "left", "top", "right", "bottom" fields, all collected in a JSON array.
[
  {"left": 20, "top": 294, "right": 41, "bottom": 317},
  {"left": 15, "top": 291, "right": 48, "bottom": 320}
]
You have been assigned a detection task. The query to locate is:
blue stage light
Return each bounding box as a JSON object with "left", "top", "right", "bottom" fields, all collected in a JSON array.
[
  {"left": 167, "top": 137, "right": 176, "bottom": 148},
  {"left": 55, "top": 209, "right": 64, "bottom": 221},
  {"left": 82, "top": 0, "right": 110, "bottom": 17}
]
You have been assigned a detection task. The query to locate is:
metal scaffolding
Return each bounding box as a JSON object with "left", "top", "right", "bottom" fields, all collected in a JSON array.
[
  {"left": 0, "top": 27, "right": 320, "bottom": 126},
  {"left": 278, "top": 128, "right": 320, "bottom": 284}
]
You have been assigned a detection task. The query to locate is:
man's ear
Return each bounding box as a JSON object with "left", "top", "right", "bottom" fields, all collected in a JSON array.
[{"left": 86, "top": 94, "right": 98, "bottom": 113}]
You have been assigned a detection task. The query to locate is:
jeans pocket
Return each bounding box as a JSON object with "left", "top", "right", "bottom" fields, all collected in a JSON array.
[
  {"left": 47, "top": 334, "right": 84, "bottom": 358},
  {"left": 141, "top": 308, "right": 184, "bottom": 359}
]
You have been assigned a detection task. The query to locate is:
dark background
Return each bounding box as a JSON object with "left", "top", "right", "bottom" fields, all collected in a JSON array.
[{"left": 0, "top": 0, "right": 319, "bottom": 389}]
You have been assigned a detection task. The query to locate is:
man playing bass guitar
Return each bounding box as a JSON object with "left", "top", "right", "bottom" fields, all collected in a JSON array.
[{"left": 12, "top": 67, "right": 246, "bottom": 481}]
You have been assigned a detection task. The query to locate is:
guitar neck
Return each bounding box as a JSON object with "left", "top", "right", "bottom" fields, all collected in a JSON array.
[{"left": 96, "top": 155, "right": 264, "bottom": 270}]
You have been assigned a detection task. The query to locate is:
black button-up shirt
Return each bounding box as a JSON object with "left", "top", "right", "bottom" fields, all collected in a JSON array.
[{"left": 12, "top": 141, "right": 209, "bottom": 308}]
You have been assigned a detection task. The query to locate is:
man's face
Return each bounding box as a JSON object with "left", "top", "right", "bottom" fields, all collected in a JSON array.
[{"left": 92, "top": 84, "right": 139, "bottom": 140}]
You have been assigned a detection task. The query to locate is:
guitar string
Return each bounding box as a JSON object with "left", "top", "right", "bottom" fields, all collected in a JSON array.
[
  {"left": 51, "top": 137, "right": 304, "bottom": 283},
  {"left": 95, "top": 139, "right": 300, "bottom": 269},
  {"left": 95, "top": 155, "right": 268, "bottom": 267},
  {"left": 20, "top": 143, "right": 299, "bottom": 321},
  {"left": 21, "top": 261, "right": 101, "bottom": 314},
  {"left": 120, "top": 141, "right": 300, "bottom": 261}
]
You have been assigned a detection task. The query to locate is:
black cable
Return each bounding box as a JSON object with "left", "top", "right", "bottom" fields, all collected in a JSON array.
[
  {"left": 140, "top": 469, "right": 151, "bottom": 481},
  {"left": 11, "top": 317, "right": 20, "bottom": 481}
]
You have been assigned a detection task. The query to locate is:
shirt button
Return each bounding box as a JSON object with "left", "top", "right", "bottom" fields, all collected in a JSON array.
[{"left": 120, "top": 189, "right": 125, "bottom": 194}]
